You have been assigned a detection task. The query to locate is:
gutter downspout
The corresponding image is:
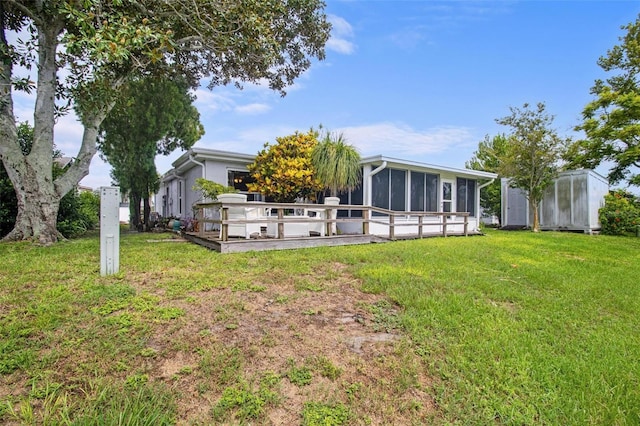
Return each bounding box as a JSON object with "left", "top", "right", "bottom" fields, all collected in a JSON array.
[
  {"left": 189, "top": 153, "right": 206, "bottom": 180},
  {"left": 365, "top": 161, "right": 387, "bottom": 206}
]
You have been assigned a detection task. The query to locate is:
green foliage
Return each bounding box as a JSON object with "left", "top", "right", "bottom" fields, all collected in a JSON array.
[
  {"left": 598, "top": 190, "right": 640, "bottom": 235},
  {"left": 466, "top": 134, "right": 508, "bottom": 221},
  {"left": 497, "top": 102, "right": 569, "bottom": 231},
  {"left": 311, "top": 131, "right": 362, "bottom": 197},
  {"left": 568, "top": 16, "right": 640, "bottom": 187},
  {"left": 192, "top": 178, "right": 237, "bottom": 201},
  {"left": 57, "top": 189, "right": 101, "bottom": 238},
  {"left": 286, "top": 359, "right": 313, "bottom": 386},
  {"left": 1, "top": 0, "right": 330, "bottom": 242},
  {"left": 99, "top": 76, "right": 204, "bottom": 230},
  {"left": 212, "top": 377, "right": 279, "bottom": 422},
  {"left": 302, "top": 402, "right": 350, "bottom": 426},
  {"left": 247, "top": 130, "right": 323, "bottom": 202}
]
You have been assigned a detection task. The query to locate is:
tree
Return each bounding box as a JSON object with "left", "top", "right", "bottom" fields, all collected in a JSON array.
[
  {"left": 465, "top": 134, "right": 509, "bottom": 224},
  {"left": 247, "top": 130, "right": 323, "bottom": 202},
  {"left": 311, "top": 131, "right": 361, "bottom": 198},
  {"left": 1, "top": 122, "right": 99, "bottom": 238},
  {"left": 567, "top": 16, "right": 640, "bottom": 187},
  {"left": 0, "top": 1, "right": 331, "bottom": 244},
  {"left": 497, "top": 103, "right": 569, "bottom": 232},
  {"left": 98, "top": 76, "right": 204, "bottom": 231}
]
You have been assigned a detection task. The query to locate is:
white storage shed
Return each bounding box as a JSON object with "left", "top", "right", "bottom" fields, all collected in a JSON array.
[{"left": 501, "top": 170, "right": 609, "bottom": 233}]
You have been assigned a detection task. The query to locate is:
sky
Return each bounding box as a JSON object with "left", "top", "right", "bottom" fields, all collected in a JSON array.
[{"left": 16, "top": 0, "right": 640, "bottom": 189}]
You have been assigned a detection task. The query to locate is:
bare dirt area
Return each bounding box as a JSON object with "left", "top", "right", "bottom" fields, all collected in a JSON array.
[{"left": 144, "top": 262, "right": 438, "bottom": 425}]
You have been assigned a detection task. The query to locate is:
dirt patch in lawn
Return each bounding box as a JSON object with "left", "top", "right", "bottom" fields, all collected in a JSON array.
[{"left": 144, "top": 262, "right": 438, "bottom": 425}]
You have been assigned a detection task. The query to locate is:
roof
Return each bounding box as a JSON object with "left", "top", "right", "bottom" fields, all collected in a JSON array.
[
  {"left": 172, "top": 147, "right": 255, "bottom": 170},
  {"left": 361, "top": 155, "right": 498, "bottom": 180},
  {"left": 163, "top": 148, "right": 497, "bottom": 180}
]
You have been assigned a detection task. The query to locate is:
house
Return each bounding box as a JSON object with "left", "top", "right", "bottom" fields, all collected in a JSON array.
[
  {"left": 501, "top": 169, "right": 609, "bottom": 233},
  {"left": 156, "top": 148, "right": 498, "bottom": 235}
]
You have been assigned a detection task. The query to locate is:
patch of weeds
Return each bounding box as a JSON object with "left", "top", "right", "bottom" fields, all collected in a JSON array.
[
  {"left": 154, "top": 306, "right": 184, "bottom": 321},
  {"left": 212, "top": 378, "right": 279, "bottom": 423},
  {"left": 178, "top": 366, "right": 193, "bottom": 375},
  {"left": 72, "top": 381, "right": 176, "bottom": 425},
  {"left": 225, "top": 323, "right": 238, "bottom": 330},
  {"left": 344, "top": 382, "right": 362, "bottom": 402},
  {"left": 302, "top": 401, "right": 350, "bottom": 426},
  {"left": 286, "top": 359, "right": 313, "bottom": 386},
  {"left": 368, "top": 300, "right": 402, "bottom": 333},
  {"left": 275, "top": 295, "right": 290, "bottom": 304},
  {"left": 0, "top": 338, "right": 36, "bottom": 374},
  {"left": 139, "top": 347, "right": 158, "bottom": 358},
  {"left": 295, "top": 279, "right": 324, "bottom": 292},
  {"left": 125, "top": 373, "right": 149, "bottom": 389},
  {"left": 303, "top": 308, "right": 320, "bottom": 316},
  {"left": 199, "top": 346, "right": 243, "bottom": 388},
  {"left": 311, "top": 356, "right": 342, "bottom": 381},
  {"left": 231, "top": 281, "right": 267, "bottom": 292},
  {"left": 28, "top": 375, "right": 63, "bottom": 399}
]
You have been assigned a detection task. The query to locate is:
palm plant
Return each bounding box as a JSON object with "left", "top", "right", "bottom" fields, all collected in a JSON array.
[{"left": 311, "top": 131, "right": 361, "bottom": 197}]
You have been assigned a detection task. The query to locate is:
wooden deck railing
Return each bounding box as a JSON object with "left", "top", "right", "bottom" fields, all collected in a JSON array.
[{"left": 193, "top": 201, "right": 470, "bottom": 242}]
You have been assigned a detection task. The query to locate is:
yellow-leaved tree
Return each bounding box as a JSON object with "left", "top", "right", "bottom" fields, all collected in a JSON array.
[{"left": 247, "top": 130, "right": 323, "bottom": 202}]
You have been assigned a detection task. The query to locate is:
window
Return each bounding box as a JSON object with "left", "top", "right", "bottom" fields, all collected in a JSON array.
[
  {"left": 390, "top": 169, "right": 406, "bottom": 211},
  {"left": 371, "top": 168, "right": 390, "bottom": 210},
  {"left": 410, "top": 172, "right": 439, "bottom": 211},
  {"left": 338, "top": 174, "right": 363, "bottom": 218},
  {"left": 456, "top": 178, "right": 476, "bottom": 216},
  {"left": 371, "top": 168, "right": 407, "bottom": 214}
]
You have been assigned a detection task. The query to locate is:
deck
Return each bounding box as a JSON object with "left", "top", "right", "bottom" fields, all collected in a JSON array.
[{"left": 182, "top": 201, "right": 479, "bottom": 253}]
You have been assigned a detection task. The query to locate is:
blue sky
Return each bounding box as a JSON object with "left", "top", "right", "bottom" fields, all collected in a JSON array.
[{"left": 47, "top": 1, "right": 640, "bottom": 188}]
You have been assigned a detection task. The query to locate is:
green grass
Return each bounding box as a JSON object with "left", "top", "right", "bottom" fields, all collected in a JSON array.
[{"left": 1, "top": 230, "right": 640, "bottom": 424}]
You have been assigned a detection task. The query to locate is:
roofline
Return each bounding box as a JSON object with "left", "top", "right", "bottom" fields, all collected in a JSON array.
[
  {"left": 360, "top": 155, "right": 498, "bottom": 179},
  {"left": 171, "top": 147, "right": 256, "bottom": 169}
]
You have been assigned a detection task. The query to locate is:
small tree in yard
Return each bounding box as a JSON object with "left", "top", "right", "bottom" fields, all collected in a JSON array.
[
  {"left": 466, "top": 134, "right": 509, "bottom": 224},
  {"left": 311, "top": 131, "right": 361, "bottom": 198},
  {"left": 247, "top": 130, "right": 323, "bottom": 203},
  {"left": 497, "top": 102, "right": 569, "bottom": 232}
]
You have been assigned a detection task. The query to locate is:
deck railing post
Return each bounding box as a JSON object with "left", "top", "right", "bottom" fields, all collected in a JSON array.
[
  {"left": 277, "top": 208, "right": 284, "bottom": 239},
  {"left": 363, "top": 209, "right": 370, "bottom": 235},
  {"left": 198, "top": 206, "right": 204, "bottom": 238},
  {"left": 325, "top": 208, "right": 332, "bottom": 236},
  {"left": 464, "top": 214, "right": 469, "bottom": 236},
  {"left": 389, "top": 213, "right": 395, "bottom": 240},
  {"left": 418, "top": 215, "right": 423, "bottom": 238},
  {"left": 221, "top": 207, "right": 229, "bottom": 241},
  {"left": 442, "top": 214, "right": 447, "bottom": 237}
]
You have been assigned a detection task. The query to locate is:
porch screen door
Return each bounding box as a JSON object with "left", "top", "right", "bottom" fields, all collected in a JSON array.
[{"left": 442, "top": 180, "right": 454, "bottom": 214}]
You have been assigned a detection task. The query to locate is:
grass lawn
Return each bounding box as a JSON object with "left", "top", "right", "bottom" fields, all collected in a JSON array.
[{"left": 1, "top": 229, "right": 639, "bottom": 424}]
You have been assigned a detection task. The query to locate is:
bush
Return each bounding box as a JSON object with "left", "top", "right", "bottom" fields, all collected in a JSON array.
[
  {"left": 57, "top": 189, "right": 100, "bottom": 238},
  {"left": 598, "top": 190, "right": 640, "bottom": 235}
]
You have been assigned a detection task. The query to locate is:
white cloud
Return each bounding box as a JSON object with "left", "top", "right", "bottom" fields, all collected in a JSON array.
[
  {"left": 337, "top": 122, "right": 475, "bottom": 158},
  {"left": 327, "top": 15, "right": 356, "bottom": 55},
  {"left": 234, "top": 103, "right": 271, "bottom": 115}
]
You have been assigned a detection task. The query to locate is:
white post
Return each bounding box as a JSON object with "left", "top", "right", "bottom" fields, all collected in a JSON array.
[{"left": 100, "top": 186, "right": 120, "bottom": 276}]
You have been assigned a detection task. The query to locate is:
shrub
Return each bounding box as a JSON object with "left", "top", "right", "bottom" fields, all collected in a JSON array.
[{"left": 599, "top": 189, "right": 640, "bottom": 235}]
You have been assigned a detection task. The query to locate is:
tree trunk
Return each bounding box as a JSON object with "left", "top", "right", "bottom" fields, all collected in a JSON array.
[
  {"left": 129, "top": 194, "right": 141, "bottom": 231},
  {"left": 2, "top": 165, "right": 61, "bottom": 244},
  {"left": 143, "top": 197, "right": 151, "bottom": 232},
  {"left": 531, "top": 199, "right": 540, "bottom": 232}
]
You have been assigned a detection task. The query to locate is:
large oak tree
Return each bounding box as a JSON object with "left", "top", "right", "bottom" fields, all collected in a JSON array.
[{"left": 0, "top": 0, "right": 331, "bottom": 244}]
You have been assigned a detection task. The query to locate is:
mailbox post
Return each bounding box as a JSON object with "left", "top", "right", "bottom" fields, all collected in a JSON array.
[{"left": 100, "top": 186, "right": 120, "bottom": 276}]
